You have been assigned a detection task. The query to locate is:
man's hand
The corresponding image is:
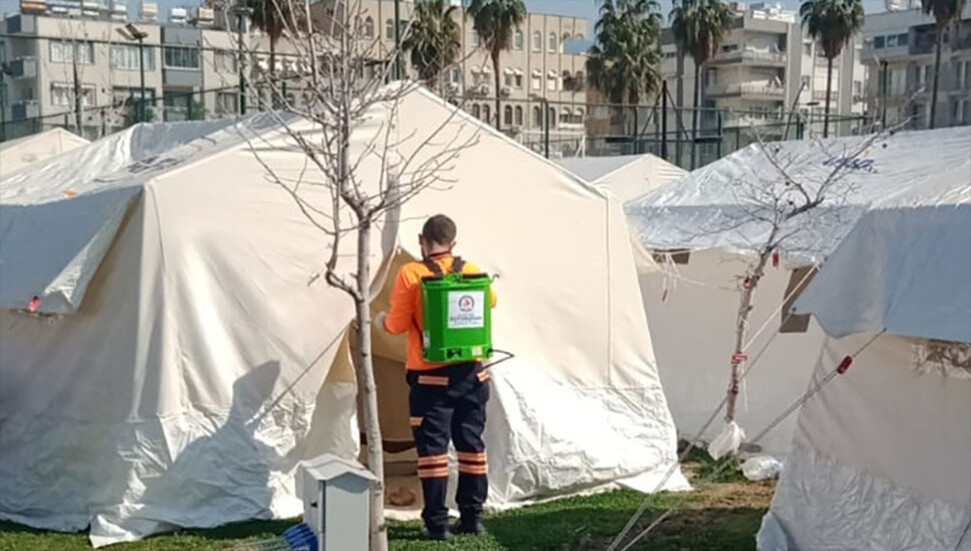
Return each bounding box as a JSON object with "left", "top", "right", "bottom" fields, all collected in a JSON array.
[{"left": 373, "top": 312, "right": 389, "bottom": 333}]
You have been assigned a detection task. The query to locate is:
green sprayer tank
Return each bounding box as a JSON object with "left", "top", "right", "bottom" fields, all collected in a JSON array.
[{"left": 421, "top": 265, "right": 493, "bottom": 364}]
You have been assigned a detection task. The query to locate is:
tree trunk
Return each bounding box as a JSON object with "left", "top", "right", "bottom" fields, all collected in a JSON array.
[
  {"left": 675, "top": 50, "right": 684, "bottom": 164},
  {"left": 725, "top": 229, "right": 778, "bottom": 422},
  {"left": 823, "top": 56, "right": 833, "bottom": 138},
  {"left": 691, "top": 61, "right": 701, "bottom": 169},
  {"left": 929, "top": 27, "right": 943, "bottom": 129},
  {"left": 492, "top": 49, "right": 501, "bottom": 131},
  {"left": 354, "top": 220, "right": 389, "bottom": 551}
]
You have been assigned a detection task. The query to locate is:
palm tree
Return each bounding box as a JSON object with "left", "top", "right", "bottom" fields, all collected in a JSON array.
[
  {"left": 403, "top": 0, "right": 462, "bottom": 92},
  {"left": 467, "top": 0, "right": 527, "bottom": 130},
  {"left": 670, "top": 0, "right": 732, "bottom": 165},
  {"left": 921, "top": 0, "right": 967, "bottom": 129},
  {"left": 246, "top": 0, "right": 295, "bottom": 104},
  {"left": 587, "top": 0, "right": 663, "bottom": 105},
  {"left": 800, "top": 0, "right": 864, "bottom": 137}
]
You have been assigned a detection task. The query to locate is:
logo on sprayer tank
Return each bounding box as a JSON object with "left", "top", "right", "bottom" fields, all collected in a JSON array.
[{"left": 448, "top": 291, "right": 485, "bottom": 329}]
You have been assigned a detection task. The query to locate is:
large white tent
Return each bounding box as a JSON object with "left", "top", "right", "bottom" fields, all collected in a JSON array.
[
  {"left": 757, "top": 201, "right": 971, "bottom": 551},
  {"left": 623, "top": 127, "right": 971, "bottom": 457},
  {"left": 555, "top": 153, "right": 686, "bottom": 203},
  {"left": 0, "top": 128, "right": 90, "bottom": 179},
  {"left": 0, "top": 88, "right": 685, "bottom": 546}
]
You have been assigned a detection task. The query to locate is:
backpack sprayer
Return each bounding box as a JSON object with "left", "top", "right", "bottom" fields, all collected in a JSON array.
[{"left": 419, "top": 257, "right": 513, "bottom": 368}]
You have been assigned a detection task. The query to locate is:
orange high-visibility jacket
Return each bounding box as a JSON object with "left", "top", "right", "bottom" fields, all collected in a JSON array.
[{"left": 384, "top": 253, "right": 497, "bottom": 371}]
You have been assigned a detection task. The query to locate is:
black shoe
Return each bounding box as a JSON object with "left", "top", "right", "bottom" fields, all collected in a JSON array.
[
  {"left": 454, "top": 519, "right": 486, "bottom": 536},
  {"left": 425, "top": 528, "right": 451, "bottom": 541}
]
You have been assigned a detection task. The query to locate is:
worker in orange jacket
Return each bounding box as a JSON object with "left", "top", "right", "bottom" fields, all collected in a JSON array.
[{"left": 375, "top": 214, "right": 496, "bottom": 541}]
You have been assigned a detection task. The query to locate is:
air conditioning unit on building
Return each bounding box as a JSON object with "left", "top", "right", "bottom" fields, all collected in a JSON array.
[
  {"left": 169, "top": 6, "right": 187, "bottom": 24},
  {"left": 138, "top": 0, "right": 157, "bottom": 21},
  {"left": 446, "top": 82, "right": 460, "bottom": 94},
  {"left": 194, "top": 7, "right": 214, "bottom": 27},
  {"left": 500, "top": 86, "right": 512, "bottom": 97},
  {"left": 478, "top": 84, "right": 490, "bottom": 96}
]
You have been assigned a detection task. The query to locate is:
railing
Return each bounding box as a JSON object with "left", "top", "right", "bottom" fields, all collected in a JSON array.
[
  {"left": 708, "top": 82, "right": 785, "bottom": 97},
  {"left": 712, "top": 49, "right": 786, "bottom": 65}
]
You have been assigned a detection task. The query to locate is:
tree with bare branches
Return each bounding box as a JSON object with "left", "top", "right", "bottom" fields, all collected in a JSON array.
[{"left": 229, "top": 2, "right": 477, "bottom": 549}]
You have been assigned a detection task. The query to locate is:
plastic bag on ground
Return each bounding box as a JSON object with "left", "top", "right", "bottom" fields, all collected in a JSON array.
[
  {"left": 708, "top": 421, "right": 745, "bottom": 460},
  {"left": 741, "top": 455, "right": 783, "bottom": 481}
]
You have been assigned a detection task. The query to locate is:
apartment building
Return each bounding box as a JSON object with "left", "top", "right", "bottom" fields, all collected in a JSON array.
[
  {"left": 310, "top": 0, "right": 590, "bottom": 156},
  {"left": 0, "top": 1, "right": 295, "bottom": 139},
  {"left": 862, "top": 5, "right": 971, "bottom": 129},
  {"left": 1, "top": 9, "right": 165, "bottom": 139},
  {"left": 660, "top": 2, "right": 865, "bottom": 138}
]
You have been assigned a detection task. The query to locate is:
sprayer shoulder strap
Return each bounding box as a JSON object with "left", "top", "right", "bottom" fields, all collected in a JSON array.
[
  {"left": 451, "top": 256, "right": 466, "bottom": 275},
  {"left": 422, "top": 256, "right": 465, "bottom": 277}
]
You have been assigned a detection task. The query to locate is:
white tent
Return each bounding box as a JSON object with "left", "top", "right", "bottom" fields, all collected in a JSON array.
[
  {"left": 757, "top": 202, "right": 971, "bottom": 551},
  {"left": 0, "top": 88, "right": 686, "bottom": 547},
  {"left": 0, "top": 128, "right": 90, "bottom": 179},
  {"left": 623, "top": 127, "right": 971, "bottom": 457},
  {"left": 555, "top": 153, "right": 686, "bottom": 203}
]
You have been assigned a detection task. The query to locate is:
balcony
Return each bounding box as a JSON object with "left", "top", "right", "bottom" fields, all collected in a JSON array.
[
  {"left": 11, "top": 100, "right": 40, "bottom": 121},
  {"left": 812, "top": 89, "right": 836, "bottom": 101},
  {"left": 6, "top": 57, "right": 37, "bottom": 79},
  {"left": 711, "top": 49, "right": 786, "bottom": 66},
  {"left": 707, "top": 82, "right": 785, "bottom": 98}
]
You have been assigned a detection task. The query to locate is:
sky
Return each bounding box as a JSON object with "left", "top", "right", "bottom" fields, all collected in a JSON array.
[{"left": 0, "top": 0, "right": 892, "bottom": 31}]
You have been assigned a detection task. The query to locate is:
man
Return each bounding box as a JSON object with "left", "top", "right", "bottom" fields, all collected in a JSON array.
[{"left": 376, "top": 214, "right": 496, "bottom": 541}]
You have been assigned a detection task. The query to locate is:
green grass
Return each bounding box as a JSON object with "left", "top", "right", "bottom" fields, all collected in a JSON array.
[{"left": 0, "top": 479, "right": 773, "bottom": 551}]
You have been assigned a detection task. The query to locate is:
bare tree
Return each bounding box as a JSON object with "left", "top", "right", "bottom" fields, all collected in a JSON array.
[
  {"left": 228, "top": 2, "right": 477, "bottom": 549},
  {"left": 712, "top": 123, "right": 902, "bottom": 443}
]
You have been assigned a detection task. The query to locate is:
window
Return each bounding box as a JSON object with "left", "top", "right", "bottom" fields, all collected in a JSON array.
[
  {"left": 559, "top": 108, "right": 570, "bottom": 125},
  {"left": 110, "top": 44, "right": 156, "bottom": 71},
  {"left": 800, "top": 75, "right": 810, "bottom": 89},
  {"left": 803, "top": 40, "right": 812, "bottom": 52},
  {"left": 472, "top": 104, "right": 480, "bottom": 118},
  {"left": 214, "top": 49, "right": 236, "bottom": 73},
  {"left": 514, "top": 30, "right": 523, "bottom": 50},
  {"left": 897, "top": 33, "right": 908, "bottom": 46},
  {"left": 886, "top": 34, "right": 898, "bottom": 48},
  {"left": 574, "top": 107, "right": 584, "bottom": 124},
  {"left": 50, "top": 40, "right": 93, "bottom": 64},
  {"left": 504, "top": 69, "right": 514, "bottom": 87},
  {"left": 531, "top": 73, "right": 541, "bottom": 90},
  {"left": 547, "top": 73, "right": 557, "bottom": 91},
  {"left": 112, "top": 86, "right": 156, "bottom": 112},
  {"left": 853, "top": 80, "right": 862, "bottom": 97},
  {"left": 515, "top": 105, "right": 523, "bottom": 126},
  {"left": 963, "top": 100, "right": 971, "bottom": 125},
  {"left": 532, "top": 31, "right": 541, "bottom": 52},
  {"left": 164, "top": 46, "right": 200, "bottom": 69},
  {"left": 216, "top": 91, "right": 238, "bottom": 115},
  {"left": 548, "top": 32, "right": 556, "bottom": 53},
  {"left": 482, "top": 104, "right": 491, "bottom": 123},
  {"left": 449, "top": 67, "right": 461, "bottom": 84},
  {"left": 965, "top": 61, "right": 971, "bottom": 87},
  {"left": 364, "top": 16, "right": 374, "bottom": 39},
  {"left": 561, "top": 33, "right": 570, "bottom": 52},
  {"left": 514, "top": 73, "right": 523, "bottom": 88},
  {"left": 532, "top": 105, "right": 541, "bottom": 127},
  {"left": 51, "top": 83, "right": 94, "bottom": 107},
  {"left": 575, "top": 33, "right": 584, "bottom": 41},
  {"left": 548, "top": 106, "right": 556, "bottom": 128},
  {"left": 874, "top": 35, "right": 885, "bottom": 49},
  {"left": 385, "top": 19, "right": 394, "bottom": 39},
  {"left": 503, "top": 105, "right": 513, "bottom": 125}
]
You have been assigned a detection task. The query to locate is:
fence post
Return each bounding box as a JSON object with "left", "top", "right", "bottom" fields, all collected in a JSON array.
[{"left": 661, "top": 80, "right": 668, "bottom": 161}]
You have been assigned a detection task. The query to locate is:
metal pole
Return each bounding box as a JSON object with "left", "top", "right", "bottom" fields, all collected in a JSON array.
[
  {"left": 393, "top": 0, "right": 402, "bottom": 79},
  {"left": 716, "top": 110, "right": 722, "bottom": 160},
  {"left": 661, "top": 80, "right": 668, "bottom": 161},
  {"left": 632, "top": 105, "right": 639, "bottom": 154},
  {"left": 881, "top": 60, "right": 888, "bottom": 129},
  {"left": 237, "top": 11, "right": 246, "bottom": 115},
  {"left": 138, "top": 36, "right": 146, "bottom": 123},
  {"left": 543, "top": 98, "right": 550, "bottom": 158}
]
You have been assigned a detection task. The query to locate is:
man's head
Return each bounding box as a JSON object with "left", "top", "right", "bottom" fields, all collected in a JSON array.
[{"left": 419, "top": 214, "right": 457, "bottom": 257}]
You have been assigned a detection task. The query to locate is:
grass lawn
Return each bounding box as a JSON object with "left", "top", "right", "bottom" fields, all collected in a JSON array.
[{"left": 0, "top": 471, "right": 773, "bottom": 551}]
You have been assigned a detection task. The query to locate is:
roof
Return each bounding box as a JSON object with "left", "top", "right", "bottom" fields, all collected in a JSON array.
[
  {"left": 301, "top": 454, "right": 377, "bottom": 483},
  {"left": 794, "top": 203, "right": 971, "bottom": 343},
  {"left": 625, "top": 126, "right": 971, "bottom": 265},
  {"left": 555, "top": 153, "right": 687, "bottom": 203},
  {"left": 0, "top": 128, "right": 90, "bottom": 179}
]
